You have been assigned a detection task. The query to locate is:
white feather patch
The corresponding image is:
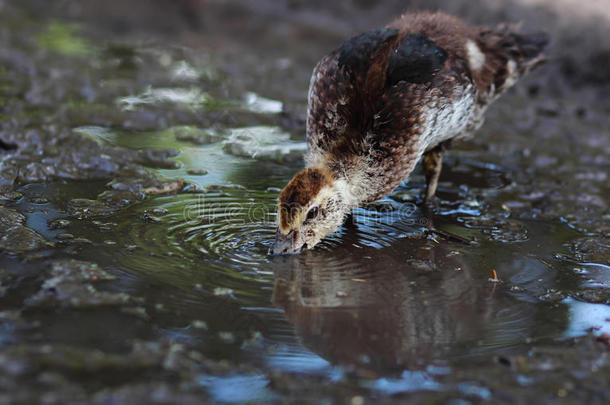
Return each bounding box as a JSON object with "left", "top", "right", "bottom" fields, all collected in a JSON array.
[
  {"left": 466, "top": 40, "right": 486, "bottom": 71},
  {"left": 421, "top": 85, "right": 476, "bottom": 148}
]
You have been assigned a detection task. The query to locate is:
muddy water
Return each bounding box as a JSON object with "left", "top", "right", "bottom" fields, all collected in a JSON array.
[{"left": 1, "top": 0, "right": 609, "bottom": 403}]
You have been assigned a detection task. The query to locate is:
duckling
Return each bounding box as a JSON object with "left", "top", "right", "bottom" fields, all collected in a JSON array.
[{"left": 272, "top": 11, "right": 547, "bottom": 255}]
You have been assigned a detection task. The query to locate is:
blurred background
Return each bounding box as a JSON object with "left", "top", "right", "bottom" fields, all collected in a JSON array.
[{"left": 17, "top": 0, "right": 610, "bottom": 103}]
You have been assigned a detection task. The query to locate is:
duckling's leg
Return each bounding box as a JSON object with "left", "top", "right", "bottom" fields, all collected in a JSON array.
[
  {"left": 344, "top": 211, "right": 356, "bottom": 226},
  {"left": 422, "top": 144, "right": 444, "bottom": 203}
]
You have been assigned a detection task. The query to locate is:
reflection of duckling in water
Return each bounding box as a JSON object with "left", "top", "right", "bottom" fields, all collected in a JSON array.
[
  {"left": 272, "top": 11, "right": 547, "bottom": 254},
  {"left": 271, "top": 239, "right": 500, "bottom": 375}
]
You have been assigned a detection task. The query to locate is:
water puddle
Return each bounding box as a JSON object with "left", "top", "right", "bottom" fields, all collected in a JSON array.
[
  {"left": 16, "top": 164, "right": 607, "bottom": 393},
  {"left": 117, "top": 87, "right": 283, "bottom": 115},
  {"left": 8, "top": 116, "right": 607, "bottom": 399}
]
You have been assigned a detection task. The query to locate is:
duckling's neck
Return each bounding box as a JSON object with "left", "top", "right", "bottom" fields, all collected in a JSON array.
[
  {"left": 307, "top": 143, "right": 423, "bottom": 206},
  {"left": 307, "top": 155, "right": 380, "bottom": 208}
]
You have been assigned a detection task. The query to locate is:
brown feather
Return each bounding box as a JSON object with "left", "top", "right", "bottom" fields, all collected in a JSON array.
[{"left": 278, "top": 167, "right": 333, "bottom": 230}]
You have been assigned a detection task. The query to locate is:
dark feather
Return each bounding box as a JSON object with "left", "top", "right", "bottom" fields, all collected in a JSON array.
[
  {"left": 337, "top": 28, "right": 399, "bottom": 78},
  {"left": 386, "top": 34, "right": 448, "bottom": 86}
]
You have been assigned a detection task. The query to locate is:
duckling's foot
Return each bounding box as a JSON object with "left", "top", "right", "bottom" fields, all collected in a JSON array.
[
  {"left": 423, "top": 144, "right": 444, "bottom": 203},
  {"left": 422, "top": 195, "right": 441, "bottom": 214}
]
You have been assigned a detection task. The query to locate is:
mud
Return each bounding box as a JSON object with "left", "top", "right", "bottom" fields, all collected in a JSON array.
[{"left": 0, "top": 0, "right": 609, "bottom": 403}]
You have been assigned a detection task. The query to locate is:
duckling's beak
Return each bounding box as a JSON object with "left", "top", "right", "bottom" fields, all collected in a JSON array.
[{"left": 270, "top": 229, "right": 306, "bottom": 255}]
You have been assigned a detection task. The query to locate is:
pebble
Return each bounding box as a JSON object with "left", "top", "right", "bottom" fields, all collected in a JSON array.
[
  {"left": 71, "top": 237, "right": 92, "bottom": 244},
  {"left": 48, "top": 219, "right": 71, "bottom": 230},
  {"left": 186, "top": 169, "right": 208, "bottom": 175},
  {"left": 150, "top": 208, "right": 168, "bottom": 216},
  {"left": 191, "top": 320, "right": 208, "bottom": 330},
  {"left": 218, "top": 332, "right": 235, "bottom": 344}
]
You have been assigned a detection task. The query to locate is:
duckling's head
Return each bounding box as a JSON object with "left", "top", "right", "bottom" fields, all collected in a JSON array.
[{"left": 271, "top": 167, "right": 349, "bottom": 255}]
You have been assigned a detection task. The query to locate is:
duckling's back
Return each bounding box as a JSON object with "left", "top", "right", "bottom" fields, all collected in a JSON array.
[{"left": 305, "top": 11, "right": 547, "bottom": 201}]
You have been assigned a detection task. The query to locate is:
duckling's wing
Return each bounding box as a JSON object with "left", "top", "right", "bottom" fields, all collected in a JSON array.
[
  {"left": 306, "top": 24, "right": 457, "bottom": 158},
  {"left": 306, "top": 29, "right": 400, "bottom": 156}
]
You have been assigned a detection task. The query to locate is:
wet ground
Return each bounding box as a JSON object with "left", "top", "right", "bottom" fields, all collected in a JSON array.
[{"left": 0, "top": 0, "right": 609, "bottom": 403}]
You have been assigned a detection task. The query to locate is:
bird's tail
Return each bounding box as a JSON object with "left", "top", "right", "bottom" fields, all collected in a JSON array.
[
  {"left": 478, "top": 26, "right": 549, "bottom": 95},
  {"left": 498, "top": 29, "right": 549, "bottom": 73}
]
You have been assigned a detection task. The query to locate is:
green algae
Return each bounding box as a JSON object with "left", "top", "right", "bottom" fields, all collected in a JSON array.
[{"left": 37, "top": 21, "right": 92, "bottom": 56}]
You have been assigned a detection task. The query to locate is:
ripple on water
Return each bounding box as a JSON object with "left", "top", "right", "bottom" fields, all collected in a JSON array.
[
  {"left": 118, "top": 188, "right": 427, "bottom": 267},
  {"left": 115, "top": 186, "right": 278, "bottom": 273},
  {"left": 104, "top": 184, "right": 435, "bottom": 303}
]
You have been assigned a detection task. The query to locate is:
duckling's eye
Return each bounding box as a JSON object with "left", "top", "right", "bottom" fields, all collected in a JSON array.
[{"left": 305, "top": 206, "right": 319, "bottom": 222}]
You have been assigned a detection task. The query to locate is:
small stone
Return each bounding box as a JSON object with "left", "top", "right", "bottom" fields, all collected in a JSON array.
[
  {"left": 174, "top": 127, "right": 219, "bottom": 145},
  {"left": 191, "top": 320, "right": 208, "bottom": 330},
  {"left": 23, "top": 260, "right": 133, "bottom": 309},
  {"left": 71, "top": 237, "right": 92, "bottom": 244},
  {"left": 186, "top": 169, "right": 208, "bottom": 176},
  {"left": 213, "top": 287, "right": 234, "bottom": 297},
  {"left": 56, "top": 233, "right": 74, "bottom": 240},
  {"left": 0, "top": 210, "right": 48, "bottom": 254},
  {"left": 351, "top": 396, "right": 365, "bottom": 405},
  {"left": 68, "top": 198, "right": 115, "bottom": 219},
  {"left": 93, "top": 221, "right": 117, "bottom": 232},
  {"left": 0, "top": 192, "right": 23, "bottom": 203},
  {"left": 120, "top": 306, "right": 149, "bottom": 320},
  {"left": 150, "top": 208, "right": 168, "bottom": 216},
  {"left": 141, "top": 179, "right": 185, "bottom": 195},
  {"left": 49, "top": 219, "right": 71, "bottom": 230},
  {"left": 218, "top": 332, "right": 235, "bottom": 344},
  {"left": 142, "top": 213, "right": 161, "bottom": 223}
]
